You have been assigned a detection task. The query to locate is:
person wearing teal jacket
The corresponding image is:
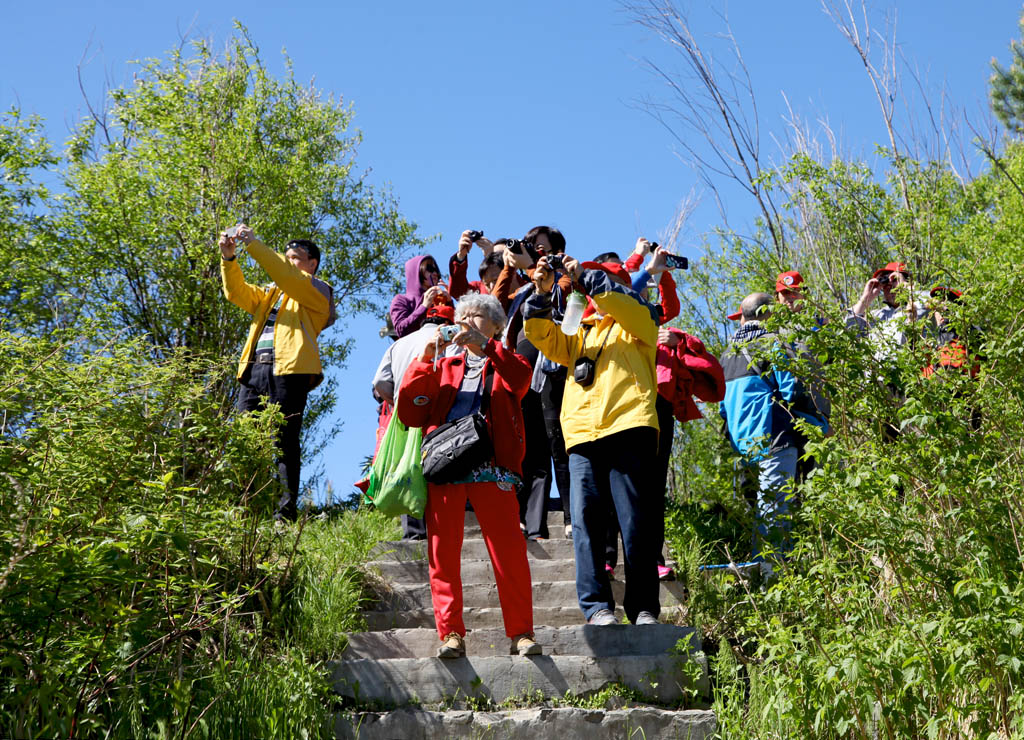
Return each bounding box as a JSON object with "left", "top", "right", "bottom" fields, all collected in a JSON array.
[
  {"left": 219, "top": 224, "right": 336, "bottom": 521},
  {"left": 524, "top": 255, "right": 661, "bottom": 627}
]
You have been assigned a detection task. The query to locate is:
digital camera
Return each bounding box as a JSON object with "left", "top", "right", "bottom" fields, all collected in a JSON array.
[
  {"left": 506, "top": 238, "right": 540, "bottom": 264},
  {"left": 439, "top": 324, "right": 459, "bottom": 342},
  {"left": 573, "top": 356, "right": 596, "bottom": 387},
  {"left": 468, "top": 230, "right": 484, "bottom": 242}
]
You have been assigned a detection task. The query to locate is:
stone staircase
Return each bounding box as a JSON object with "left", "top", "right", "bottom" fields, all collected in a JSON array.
[{"left": 331, "top": 510, "right": 717, "bottom": 739}]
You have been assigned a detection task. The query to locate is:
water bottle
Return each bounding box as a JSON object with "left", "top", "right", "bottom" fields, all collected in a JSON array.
[{"left": 561, "top": 291, "right": 586, "bottom": 335}]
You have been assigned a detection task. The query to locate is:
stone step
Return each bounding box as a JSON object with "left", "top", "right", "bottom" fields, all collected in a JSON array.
[
  {"left": 335, "top": 706, "right": 716, "bottom": 740},
  {"left": 342, "top": 624, "right": 699, "bottom": 660},
  {"left": 465, "top": 510, "right": 569, "bottom": 539},
  {"left": 362, "top": 605, "right": 686, "bottom": 631},
  {"left": 369, "top": 579, "right": 687, "bottom": 611},
  {"left": 330, "top": 653, "right": 708, "bottom": 706},
  {"left": 366, "top": 557, "right": 678, "bottom": 586},
  {"left": 369, "top": 537, "right": 577, "bottom": 562}
]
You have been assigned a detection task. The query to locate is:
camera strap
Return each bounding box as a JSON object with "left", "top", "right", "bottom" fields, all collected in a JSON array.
[{"left": 579, "top": 322, "right": 613, "bottom": 365}]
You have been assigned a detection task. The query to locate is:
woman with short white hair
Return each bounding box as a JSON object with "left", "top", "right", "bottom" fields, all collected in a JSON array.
[{"left": 397, "top": 293, "right": 540, "bottom": 658}]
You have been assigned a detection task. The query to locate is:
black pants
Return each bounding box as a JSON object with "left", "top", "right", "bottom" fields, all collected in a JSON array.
[
  {"left": 540, "top": 367, "right": 572, "bottom": 526},
  {"left": 606, "top": 395, "right": 673, "bottom": 569},
  {"left": 517, "top": 389, "right": 551, "bottom": 538},
  {"left": 237, "top": 362, "right": 312, "bottom": 521}
]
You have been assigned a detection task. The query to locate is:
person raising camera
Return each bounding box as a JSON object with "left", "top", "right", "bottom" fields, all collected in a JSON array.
[
  {"left": 396, "top": 294, "right": 540, "bottom": 659},
  {"left": 523, "top": 254, "right": 662, "bottom": 627}
]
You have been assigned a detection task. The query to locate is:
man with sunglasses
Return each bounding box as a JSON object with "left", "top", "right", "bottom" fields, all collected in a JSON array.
[{"left": 219, "top": 224, "right": 336, "bottom": 521}]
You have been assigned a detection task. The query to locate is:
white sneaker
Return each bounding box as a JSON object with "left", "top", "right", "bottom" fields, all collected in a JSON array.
[
  {"left": 564, "top": 524, "right": 573, "bottom": 539},
  {"left": 634, "top": 611, "right": 659, "bottom": 626}
]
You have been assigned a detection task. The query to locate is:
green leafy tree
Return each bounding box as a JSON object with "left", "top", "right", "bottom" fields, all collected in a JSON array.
[
  {"left": 57, "top": 27, "right": 426, "bottom": 397},
  {"left": 991, "top": 11, "right": 1024, "bottom": 136},
  {"left": 0, "top": 110, "right": 62, "bottom": 335}
]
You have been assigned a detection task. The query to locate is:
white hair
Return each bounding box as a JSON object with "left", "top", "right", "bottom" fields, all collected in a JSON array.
[{"left": 455, "top": 293, "right": 507, "bottom": 334}]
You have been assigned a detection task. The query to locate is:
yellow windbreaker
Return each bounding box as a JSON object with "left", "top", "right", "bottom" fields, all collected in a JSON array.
[
  {"left": 220, "top": 239, "right": 335, "bottom": 387},
  {"left": 524, "top": 270, "right": 659, "bottom": 450}
]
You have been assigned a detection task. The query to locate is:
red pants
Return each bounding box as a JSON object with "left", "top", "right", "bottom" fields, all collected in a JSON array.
[{"left": 425, "top": 481, "right": 534, "bottom": 640}]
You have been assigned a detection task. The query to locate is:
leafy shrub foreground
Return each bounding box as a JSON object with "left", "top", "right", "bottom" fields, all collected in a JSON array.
[
  {"left": 663, "top": 143, "right": 1024, "bottom": 739},
  {"left": 0, "top": 331, "right": 398, "bottom": 739}
]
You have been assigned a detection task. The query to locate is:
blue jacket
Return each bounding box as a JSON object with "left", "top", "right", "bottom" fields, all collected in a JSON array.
[{"left": 719, "top": 322, "right": 828, "bottom": 460}]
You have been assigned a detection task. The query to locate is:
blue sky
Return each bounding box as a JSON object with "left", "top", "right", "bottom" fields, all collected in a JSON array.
[{"left": 4, "top": 1, "right": 1020, "bottom": 500}]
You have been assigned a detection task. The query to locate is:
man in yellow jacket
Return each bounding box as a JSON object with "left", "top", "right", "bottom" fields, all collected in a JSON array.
[
  {"left": 219, "top": 224, "right": 336, "bottom": 520},
  {"left": 524, "top": 255, "right": 661, "bottom": 626}
]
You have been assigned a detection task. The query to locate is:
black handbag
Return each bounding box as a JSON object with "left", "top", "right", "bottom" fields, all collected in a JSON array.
[{"left": 420, "top": 367, "right": 494, "bottom": 484}]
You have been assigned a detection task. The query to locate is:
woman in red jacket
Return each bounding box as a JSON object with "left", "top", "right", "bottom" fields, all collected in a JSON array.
[{"left": 397, "top": 294, "right": 540, "bottom": 658}]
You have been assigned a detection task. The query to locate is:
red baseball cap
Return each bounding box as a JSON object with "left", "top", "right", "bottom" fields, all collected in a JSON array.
[
  {"left": 580, "top": 261, "right": 631, "bottom": 288},
  {"left": 727, "top": 309, "right": 742, "bottom": 321},
  {"left": 929, "top": 285, "right": 962, "bottom": 301},
  {"left": 775, "top": 270, "right": 804, "bottom": 293},
  {"left": 872, "top": 261, "right": 909, "bottom": 280},
  {"left": 426, "top": 304, "right": 455, "bottom": 323}
]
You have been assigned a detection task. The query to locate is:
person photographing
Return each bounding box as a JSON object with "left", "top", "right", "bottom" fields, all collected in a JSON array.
[
  {"left": 218, "top": 224, "right": 336, "bottom": 521},
  {"left": 523, "top": 254, "right": 662, "bottom": 627}
]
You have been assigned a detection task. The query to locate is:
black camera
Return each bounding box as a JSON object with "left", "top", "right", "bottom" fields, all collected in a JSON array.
[
  {"left": 468, "top": 230, "right": 484, "bottom": 242},
  {"left": 648, "top": 241, "right": 660, "bottom": 250},
  {"left": 573, "top": 356, "right": 596, "bottom": 387},
  {"left": 506, "top": 238, "right": 540, "bottom": 264},
  {"left": 546, "top": 254, "right": 565, "bottom": 270}
]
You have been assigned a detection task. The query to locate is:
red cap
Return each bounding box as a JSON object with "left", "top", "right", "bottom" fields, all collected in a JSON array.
[
  {"left": 775, "top": 270, "right": 804, "bottom": 293},
  {"left": 426, "top": 304, "right": 455, "bottom": 323},
  {"left": 580, "top": 261, "right": 631, "bottom": 287},
  {"left": 872, "top": 261, "right": 909, "bottom": 280},
  {"left": 727, "top": 310, "right": 742, "bottom": 321},
  {"left": 929, "top": 285, "right": 962, "bottom": 301}
]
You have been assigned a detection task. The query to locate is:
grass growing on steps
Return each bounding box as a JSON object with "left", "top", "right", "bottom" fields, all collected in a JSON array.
[{"left": 287, "top": 508, "right": 401, "bottom": 660}]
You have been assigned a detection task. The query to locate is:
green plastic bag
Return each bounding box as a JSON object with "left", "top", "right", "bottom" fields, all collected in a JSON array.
[{"left": 364, "top": 412, "right": 427, "bottom": 519}]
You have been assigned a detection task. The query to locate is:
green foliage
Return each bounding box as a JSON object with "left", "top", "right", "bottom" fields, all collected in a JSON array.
[
  {"left": 288, "top": 509, "right": 400, "bottom": 659},
  {"left": 665, "top": 139, "right": 1024, "bottom": 738},
  {"left": 0, "top": 329, "right": 406, "bottom": 738},
  {"left": 0, "top": 110, "right": 62, "bottom": 335},
  {"left": 991, "top": 11, "right": 1024, "bottom": 136}
]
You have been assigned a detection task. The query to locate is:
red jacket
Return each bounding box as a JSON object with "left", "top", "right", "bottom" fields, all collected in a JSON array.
[
  {"left": 656, "top": 329, "right": 725, "bottom": 422},
  {"left": 397, "top": 339, "right": 532, "bottom": 475},
  {"left": 623, "top": 253, "right": 680, "bottom": 325},
  {"left": 448, "top": 253, "right": 488, "bottom": 299}
]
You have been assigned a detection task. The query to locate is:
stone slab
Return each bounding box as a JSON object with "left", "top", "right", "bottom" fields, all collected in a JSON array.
[
  {"left": 335, "top": 707, "right": 717, "bottom": 740},
  {"left": 369, "top": 580, "right": 688, "bottom": 610},
  {"left": 366, "top": 557, "right": 679, "bottom": 586},
  {"left": 342, "top": 624, "right": 700, "bottom": 660},
  {"left": 465, "top": 510, "right": 570, "bottom": 539},
  {"left": 366, "top": 557, "right": 578, "bottom": 585},
  {"left": 362, "top": 605, "right": 687, "bottom": 631},
  {"left": 369, "top": 538, "right": 576, "bottom": 562},
  {"left": 330, "top": 654, "right": 708, "bottom": 706}
]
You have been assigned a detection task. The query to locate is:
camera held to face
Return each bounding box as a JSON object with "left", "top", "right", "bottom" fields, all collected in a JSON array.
[
  {"left": 439, "top": 324, "right": 459, "bottom": 342},
  {"left": 506, "top": 238, "right": 539, "bottom": 264}
]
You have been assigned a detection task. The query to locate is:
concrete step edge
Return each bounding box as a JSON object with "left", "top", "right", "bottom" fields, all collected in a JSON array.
[
  {"left": 330, "top": 653, "right": 709, "bottom": 706},
  {"left": 334, "top": 706, "right": 717, "bottom": 740},
  {"left": 341, "top": 624, "right": 701, "bottom": 660}
]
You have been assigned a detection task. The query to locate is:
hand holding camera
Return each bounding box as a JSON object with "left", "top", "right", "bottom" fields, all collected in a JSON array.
[
  {"left": 532, "top": 256, "right": 556, "bottom": 295},
  {"left": 633, "top": 237, "right": 655, "bottom": 257}
]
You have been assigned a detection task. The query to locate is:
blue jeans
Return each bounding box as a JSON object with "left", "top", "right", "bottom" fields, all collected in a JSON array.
[
  {"left": 752, "top": 446, "right": 799, "bottom": 560},
  {"left": 568, "top": 427, "right": 661, "bottom": 623}
]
